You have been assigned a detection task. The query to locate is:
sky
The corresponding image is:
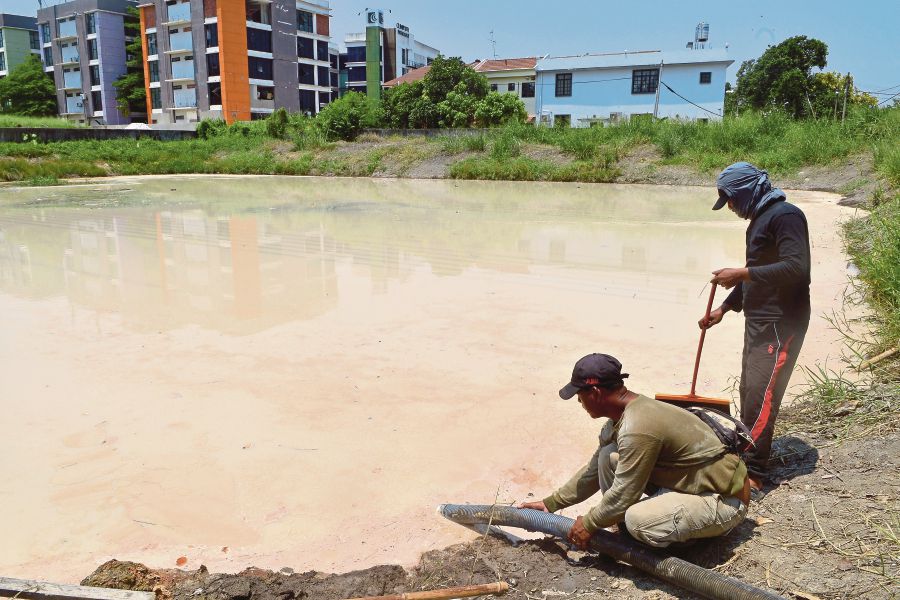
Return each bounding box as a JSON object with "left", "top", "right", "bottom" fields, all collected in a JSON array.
[{"left": 6, "top": 0, "right": 899, "bottom": 98}]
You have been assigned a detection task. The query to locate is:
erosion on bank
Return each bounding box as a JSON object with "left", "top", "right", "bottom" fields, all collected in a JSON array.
[{"left": 0, "top": 108, "right": 897, "bottom": 192}]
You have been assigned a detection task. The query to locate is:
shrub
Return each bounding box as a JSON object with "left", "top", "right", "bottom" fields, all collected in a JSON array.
[
  {"left": 316, "top": 92, "right": 380, "bottom": 141},
  {"left": 266, "top": 107, "right": 290, "bottom": 139},
  {"left": 196, "top": 118, "right": 227, "bottom": 139},
  {"left": 474, "top": 92, "right": 527, "bottom": 127}
]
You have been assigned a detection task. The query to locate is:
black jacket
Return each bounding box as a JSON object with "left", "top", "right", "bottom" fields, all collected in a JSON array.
[{"left": 724, "top": 201, "right": 811, "bottom": 323}]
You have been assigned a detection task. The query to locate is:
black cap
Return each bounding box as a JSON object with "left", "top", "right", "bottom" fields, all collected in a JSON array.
[
  {"left": 559, "top": 353, "right": 629, "bottom": 400},
  {"left": 712, "top": 191, "right": 729, "bottom": 211}
]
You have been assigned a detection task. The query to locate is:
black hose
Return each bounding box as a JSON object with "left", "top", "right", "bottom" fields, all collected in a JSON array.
[{"left": 440, "top": 504, "right": 786, "bottom": 600}]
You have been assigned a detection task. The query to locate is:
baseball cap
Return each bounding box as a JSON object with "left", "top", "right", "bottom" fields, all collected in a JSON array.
[
  {"left": 559, "top": 353, "right": 630, "bottom": 400},
  {"left": 712, "top": 189, "right": 730, "bottom": 211}
]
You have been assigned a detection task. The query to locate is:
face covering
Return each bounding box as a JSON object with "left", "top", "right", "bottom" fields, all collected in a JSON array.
[{"left": 716, "top": 162, "right": 785, "bottom": 219}]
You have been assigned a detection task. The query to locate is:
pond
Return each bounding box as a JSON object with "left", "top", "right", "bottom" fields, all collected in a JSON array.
[{"left": 0, "top": 176, "right": 852, "bottom": 581}]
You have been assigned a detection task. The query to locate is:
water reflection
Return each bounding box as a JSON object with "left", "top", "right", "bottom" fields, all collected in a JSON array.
[{"left": 0, "top": 177, "right": 742, "bottom": 335}]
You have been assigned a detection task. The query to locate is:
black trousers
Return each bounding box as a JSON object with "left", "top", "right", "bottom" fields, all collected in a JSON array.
[{"left": 739, "top": 317, "right": 809, "bottom": 478}]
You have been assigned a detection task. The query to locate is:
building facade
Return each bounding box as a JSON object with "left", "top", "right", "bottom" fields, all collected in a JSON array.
[
  {"left": 473, "top": 58, "right": 537, "bottom": 119},
  {"left": 0, "top": 14, "right": 40, "bottom": 79},
  {"left": 37, "top": 0, "right": 138, "bottom": 125},
  {"left": 138, "top": 0, "right": 333, "bottom": 124},
  {"left": 535, "top": 48, "right": 733, "bottom": 126},
  {"left": 340, "top": 9, "right": 438, "bottom": 99}
]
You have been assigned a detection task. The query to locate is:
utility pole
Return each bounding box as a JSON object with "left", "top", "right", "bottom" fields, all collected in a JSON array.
[
  {"left": 653, "top": 61, "right": 663, "bottom": 119},
  {"left": 489, "top": 31, "right": 497, "bottom": 59},
  {"left": 841, "top": 72, "right": 850, "bottom": 124}
]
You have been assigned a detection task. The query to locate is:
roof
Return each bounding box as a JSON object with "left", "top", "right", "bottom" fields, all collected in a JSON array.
[
  {"left": 536, "top": 48, "right": 733, "bottom": 72},
  {"left": 0, "top": 13, "right": 38, "bottom": 29},
  {"left": 472, "top": 57, "right": 537, "bottom": 72},
  {"left": 384, "top": 65, "right": 431, "bottom": 88}
]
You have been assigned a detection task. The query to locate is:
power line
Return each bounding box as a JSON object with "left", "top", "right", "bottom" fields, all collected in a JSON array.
[
  {"left": 536, "top": 76, "right": 632, "bottom": 86},
  {"left": 872, "top": 82, "right": 900, "bottom": 94},
  {"left": 876, "top": 90, "right": 900, "bottom": 107},
  {"left": 659, "top": 81, "right": 722, "bottom": 117}
]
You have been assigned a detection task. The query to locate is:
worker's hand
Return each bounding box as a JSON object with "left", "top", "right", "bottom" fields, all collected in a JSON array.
[
  {"left": 699, "top": 306, "right": 726, "bottom": 330},
  {"left": 567, "top": 516, "right": 593, "bottom": 550},
  {"left": 518, "top": 500, "right": 549, "bottom": 512},
  {"left": 710, "top": 268, "right": 750, "bottom": 289}
]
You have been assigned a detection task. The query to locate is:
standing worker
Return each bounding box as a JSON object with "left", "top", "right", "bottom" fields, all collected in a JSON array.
[{"left": 700, "top": 162, "right": 811, "bottom": 493}]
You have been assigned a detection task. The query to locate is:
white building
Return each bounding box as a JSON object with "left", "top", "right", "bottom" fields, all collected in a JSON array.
[
  {"left": 472, "top": 57, "right": 537, "bottom": 119},
  {"left": 535, "top": 48, "right": 733, "bottom": 127}
]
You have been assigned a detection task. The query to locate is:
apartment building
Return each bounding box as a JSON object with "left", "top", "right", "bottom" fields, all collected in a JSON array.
[
  {"left": 37, "top": 0, "right": 138, "bottom": 125},
  {"left": 0, "top": 14, "right": 40, "bottom": 78},
  {"left": 340, "top": 9, "right": 438, "bottom": 99},
  {"left": 139, "top": 0, "right": 333, "bottom": 124}
]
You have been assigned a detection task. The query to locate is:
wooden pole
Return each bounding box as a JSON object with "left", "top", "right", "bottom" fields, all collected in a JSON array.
[
  {"left": 841, "top": 72, "right": 850, "bottom": 124},
  {"left": 652, "top": 61, "right": 663, "bottom": 119},
  {"left": 345, "top": 581, "right": 509, "bottom": 600}
]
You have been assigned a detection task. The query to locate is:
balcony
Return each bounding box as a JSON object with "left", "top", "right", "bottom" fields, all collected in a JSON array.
[
  {"left": 62, "top": 72, "right": 82, "bottom": 89},
  {"left": 57, "top": 20, "right": 77, "bottom": 39},
  {"left": 167, "top": 31, "right": 193, "bottom": 54},
  {"left": 165, "top": 2, "right": 192, "bottom": 25},
  {"left": 60, "top": 46, "right": 79, "bottom": 64},
  {"left": 65, "top": 96, "right": 84, "bottom": 113},
  {"left": 173, "top": 88, "right": 197, "bottom": 109},
  {"left": 168, "top": 60, "right": 195, "bottom": 81}
]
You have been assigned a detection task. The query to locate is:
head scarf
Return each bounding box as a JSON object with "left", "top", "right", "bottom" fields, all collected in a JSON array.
[{"left": 714, "top": 162, "right": 785, "bottom": 219}]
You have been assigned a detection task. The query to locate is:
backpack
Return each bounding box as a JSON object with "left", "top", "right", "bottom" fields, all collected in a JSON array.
[{"left": 686, "top": 407, "right": 756, "bottom": 455}]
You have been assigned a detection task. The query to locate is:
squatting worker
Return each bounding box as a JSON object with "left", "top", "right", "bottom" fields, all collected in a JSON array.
[
  {"left": 700, "top": 162, "right": 811, "bottom": 492},
  {"left": 520, "top": 353, "right": 750, "bottom": 549}
]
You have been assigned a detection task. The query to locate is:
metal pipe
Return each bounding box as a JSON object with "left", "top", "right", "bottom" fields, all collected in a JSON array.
[{"left": 440, "top": 504, "right": 787, "bottom": 600}]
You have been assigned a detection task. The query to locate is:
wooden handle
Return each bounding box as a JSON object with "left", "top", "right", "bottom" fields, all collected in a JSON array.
[
  {"left": 346, "top": 581, "right": 509, "bottom": 600},
  {"left": 691, "top": 285, "right": 717, "bottom": 397}
]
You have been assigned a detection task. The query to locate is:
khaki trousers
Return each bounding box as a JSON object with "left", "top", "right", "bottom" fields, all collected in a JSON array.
[{"left": 598, "top": 440, "right": 747, "bottom": 547}]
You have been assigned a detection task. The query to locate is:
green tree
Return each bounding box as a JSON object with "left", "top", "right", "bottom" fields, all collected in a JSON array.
[
  {"left": 474, "top": 92, "right": 527, "bottom": 127},
  {"left": 316, "top": 91, "right": 380, "bottom": 140},
  {"left": 733, "top": 35, "right": 828, "bottom": 117},
  {"left": 807, "top": 72, "right": 877, "bottom": 119},
  {"left": 0, "top": 55, "right": 57, "bottom": 116},
  {"left": 381, "top": 81, "right": 424, "bottom": 128},
  {"left": 112, "top": 6, "right": 146, "bottom": 116},
  {"left": 422, "top": 55, "right": 489, "bottom": 106}
]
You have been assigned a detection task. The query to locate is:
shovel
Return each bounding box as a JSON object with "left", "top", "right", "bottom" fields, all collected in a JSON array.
[{"left": 655, "top": 284, "right": 732, "bottom": 414}]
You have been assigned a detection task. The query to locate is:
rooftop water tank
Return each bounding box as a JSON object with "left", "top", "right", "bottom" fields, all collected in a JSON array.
[{"left": 695, "top": 22, "right": 710, "bottom": 43}]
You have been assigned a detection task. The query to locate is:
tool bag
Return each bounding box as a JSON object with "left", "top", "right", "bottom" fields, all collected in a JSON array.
[{"left": 686, "top": 407, "right": 755, "bottom": 454}]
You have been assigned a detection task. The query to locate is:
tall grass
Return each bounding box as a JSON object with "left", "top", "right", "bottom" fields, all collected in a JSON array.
[{"left": 0, "top": 114, "right": 79, "bottom": 128}]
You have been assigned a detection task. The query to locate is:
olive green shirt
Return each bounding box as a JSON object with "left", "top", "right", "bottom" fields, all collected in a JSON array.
[{"left": 543, "top": 394, "right": 748, "bottom": 532}]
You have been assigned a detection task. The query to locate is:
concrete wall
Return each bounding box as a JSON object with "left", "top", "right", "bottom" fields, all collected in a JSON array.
[
  {"left": 1, "top": 27, "right": 37, "bottom": 75},
  {"left": 95, "top": 10, "right": 129, "bottom": 125},
  {"left": 272, "top": 0, "right": 300, "bottom": 113},
  {"left": 0, "top": 127, "right": 196, "bottom": 142},
  {"left": 535, "top": 62, "right": 729, "bottom": 125}
]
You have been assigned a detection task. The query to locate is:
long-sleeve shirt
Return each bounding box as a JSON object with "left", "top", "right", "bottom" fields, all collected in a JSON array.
[
  {"left": 724, "top": 201, "right": 811, "bottom": 322},
  {"left": 543, "top": 395, "right": 747, "bottom": 533}
]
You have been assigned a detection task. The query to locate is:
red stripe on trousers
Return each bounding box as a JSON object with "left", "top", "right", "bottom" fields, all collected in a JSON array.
[{"left": 751, "top": 334, "right": 795, "bottom": 441}]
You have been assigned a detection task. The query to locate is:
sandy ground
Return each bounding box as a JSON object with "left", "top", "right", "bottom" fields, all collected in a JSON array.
[{"left": 0, "top": 177, "right": 857, "bottom": 583}]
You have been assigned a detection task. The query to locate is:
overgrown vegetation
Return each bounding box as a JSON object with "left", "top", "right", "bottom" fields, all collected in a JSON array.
[
  {"left": 0, "top": 55, "right": 57, "bottom": 117},
  {"left": 112, "top": 6, "right": 147, "bottom": 116}
]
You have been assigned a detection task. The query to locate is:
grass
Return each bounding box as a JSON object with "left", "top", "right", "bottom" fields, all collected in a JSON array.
[{"left": 0, "top": 114, "right": 79, "bottom": 128}]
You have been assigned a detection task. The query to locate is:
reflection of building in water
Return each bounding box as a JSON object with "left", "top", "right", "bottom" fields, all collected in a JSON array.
[{"left": 0, "top": 208, "right": 338, "bottom": 335}]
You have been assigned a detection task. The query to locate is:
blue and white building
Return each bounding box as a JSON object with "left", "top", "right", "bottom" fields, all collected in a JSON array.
[{"left": 535, "top": 47, "right": 733, "bottom": 126}]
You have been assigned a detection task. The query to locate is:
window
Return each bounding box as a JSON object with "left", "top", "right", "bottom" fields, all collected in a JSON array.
[
  {"left": 206, "top": 52, "right": 219, "bottom": 76},
  {"left": 91, "top": 90, "right": 102, "bottom": 112},
  {"left": 204, "top": 24, "right": 217, "bottom": 48},
  {"left": 147, "top": 32, "right": 157, "bottom": 55},
  {"left": 208, "top": 81, "right": 221, "bottom": 105},
  {"left": 329, "top": 53, "right": 337, "bottom": 69},
  {"left": 43, "top": 46, "right": 53, "bottom": 66},
  {"left": 317, "top": 66, "right": 328, "bottom": 87},
  {"left": 699, "top": 71, "right": 712, "bottom": 84},
  {"left": 631, "top": 68, "right": 658, "bottom": 94},
  {"left": 40, "top": 23, "right": 50, "bottom": 44},
  {"left": 489, "top": 83, "right": 497, "bottom": 92},
  {"left": 298, "top": 62, "right": 314, "bottom": 84},
  {"left": 248, "top": 56, "right": 272, "bottom": 80},
  {"left": 246, "top": 3, "right": 270, "bottom": 25},
  {"left": 0, "top": 53, "right": 5, "bottom": 72},
  {"left": 148, "top": 60, "right": 159, "bottom": 82},
  {"left": 554, "top": 114, "right": 571, "bottom": 127},
  {"left": 330, "top": 72, "right": 337, "bottom": 87},
  {"left": 88, "top": 38, "right": 98, "bottom": 60},
  {"left": 345, "top": 45, "right": 365, "bottom": 63},
  {"left": 90, "top": 64, "right": 100, "bottom": 86},
  {"left": 401, "top": 48, "right": 409, "bottom": 65},
  {"left": 521, "top": 81, "right": 535, "bottom": 98},
  {"left": 0, "top": 31, "right": 4, "bottom": 49},
  {"left": 555, "top": 73, "right": 572, "bottom": 97},
  {"left": 508, "top": 82, "right": 516, "bottom": 92},
  {"left": 297, "top": 36, "right": 314, "bottom": 59},
  {"left": 86, "top": 12, "right": 96, "bottom": 35},
  {"left": 317, "top": 40, "right": 328, "bottom": 61},
  {"left": 30, "top": 31, "right": 40, "bottom": 50},
  {"left": 298, "top": 88, "right": 315, "bottom": 113},
  {"left": 296, "top": 10, "right": 313, "bottom": 33},
  {"left": 247, "top": 28, "right": 271, "bottom": 52},
  {"left": 256, "top": 85, "right": 274, "bottom": 100},
  {"left": 319, "top": 92, "right": 330, "bottom": 106},
  {"left": 150, "top": 87, "right": 161, "bottom": 109},
  {"left": 347, "top": 65, "right": 365, "bottom": 82}
]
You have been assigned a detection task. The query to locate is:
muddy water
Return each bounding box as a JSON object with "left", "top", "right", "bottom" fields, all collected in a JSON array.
[{"left": 0, "top": 176, "right": 852, "bottom": 582}]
